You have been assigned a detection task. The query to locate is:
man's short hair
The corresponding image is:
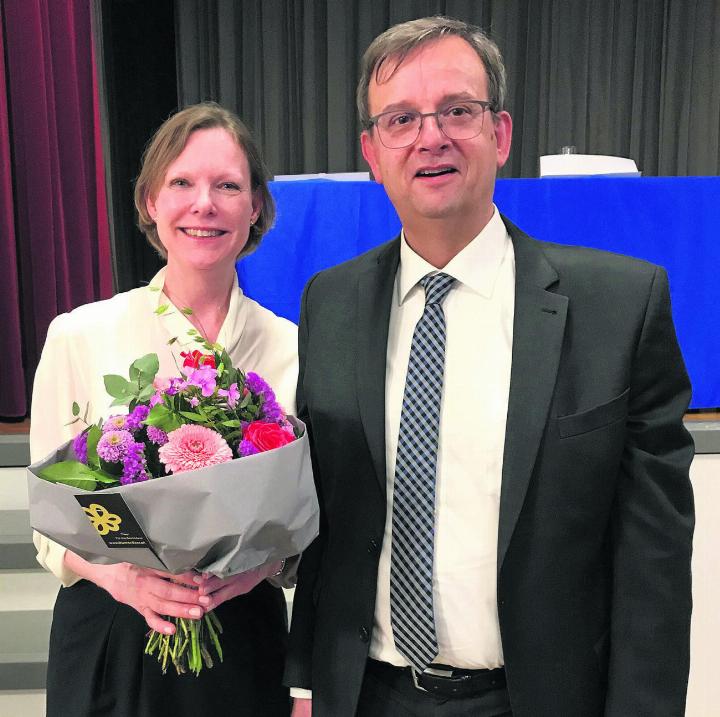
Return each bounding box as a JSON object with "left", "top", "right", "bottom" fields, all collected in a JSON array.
[
  {"left": 134, "top": 102, "right": 275, "bottom": 259},
  {"left": 357, "top": 15, "right": 507, "bottom": 129}
]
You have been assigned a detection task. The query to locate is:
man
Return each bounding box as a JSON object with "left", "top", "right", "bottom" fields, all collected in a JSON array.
[{"left": 286, "top": 16, "right": 694, "bottom": 717}]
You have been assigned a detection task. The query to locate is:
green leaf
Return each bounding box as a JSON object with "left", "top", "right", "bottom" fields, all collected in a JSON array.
[
  {"left": 92, "top": 469, "right": 118, "bottom": 484},
  {"left": 86, "top": 425, "right": 102, "bottom": 469},
  {"left": 138, "top": 383, "right": 155, "bottom": 401},
  {"left": 72, "top": 402, "right": 80, "bottom": 417},
  {"left": 187, "top": 328, "right": 197, "bottom": 336},
  {"left": 193, "top": 336, "right": 205, "bottom": 343},
  {"left": 155, "top": 304, "right": 169, "bottom": 315},
  {"left": 179, "top": 410, "right": 206, "bottom": 422},
  {"left": 110, "top": 395, "right": 133, "bottom": 407},
  {"left": 149, "top": 285, "right": 161, "bottom": 292},
  {"left": 239, "top": 392, "right": 252, "bottom": 409},
  {"left": 221, "top": 419, "right": 241, "bottom": 427},
  {"left": 181, "top": 307, "right": 193, "bottom": 315},
  {"left": 145, "top": 404, "right": 182, "bottom": 432},
  {"left": 99, "top": 457, "right": 123, "bottom": 477},
  {"left": 38, "top": 461, "right": 98, "bottom": 490},
  {"left": 104, "top": 374, "right": 133, "bottom": 399},
  {"left": 167, "top": 336, "right": 178, "bottom": 345},
  {"left": 132, "top": 353, "right": 160, "bottom": 379}
]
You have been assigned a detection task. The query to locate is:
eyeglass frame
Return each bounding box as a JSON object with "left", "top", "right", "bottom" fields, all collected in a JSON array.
[{"left": 365, "top": 100, "right": 497, "bottom": 149}]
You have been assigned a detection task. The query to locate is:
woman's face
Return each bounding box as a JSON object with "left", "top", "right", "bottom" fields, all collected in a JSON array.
[{"left": 146, "top": 127, "right": 261, "bottom": 274}]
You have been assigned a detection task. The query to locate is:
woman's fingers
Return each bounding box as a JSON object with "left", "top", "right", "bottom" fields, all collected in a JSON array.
[
  {"left": 148, "top": 596, "right": 205, "bottom": 621},
  {"left": 141, "top": 606, "right": 176, "bottom": 634},
  {"left": 144, "top": 568, "right": 204, "bottom": 587}
]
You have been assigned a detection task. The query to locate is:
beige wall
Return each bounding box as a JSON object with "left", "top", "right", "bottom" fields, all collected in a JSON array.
[{"left": 686, "top": 454, "right": 720, "bottom": 717}]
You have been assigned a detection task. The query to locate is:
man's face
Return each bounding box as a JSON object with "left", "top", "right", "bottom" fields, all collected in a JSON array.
[{"left": 361, "top": 36, "right": 512, "bottom": 232}]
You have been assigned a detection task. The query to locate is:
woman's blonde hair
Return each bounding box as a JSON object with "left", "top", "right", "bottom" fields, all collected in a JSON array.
[{"left": 134, "top": 102, "right": 275, "bottom": 259}]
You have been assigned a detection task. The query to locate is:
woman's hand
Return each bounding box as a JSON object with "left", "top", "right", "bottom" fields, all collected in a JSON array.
[
  {"left": 197, "top": 560, "right": 284, "bottom": 610},
  {"left": 63, "top": 550, "right": 206, "bottom": 634}
]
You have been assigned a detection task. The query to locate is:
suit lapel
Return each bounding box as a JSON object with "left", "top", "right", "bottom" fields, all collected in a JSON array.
[
  {"left": 498, "top": 220, "right": 568, "bottom": 572},
  {"left": 356, "top": 239, "right": 400, "bottom": 494}
]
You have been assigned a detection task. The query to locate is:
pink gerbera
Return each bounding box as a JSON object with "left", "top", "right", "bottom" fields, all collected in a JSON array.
[{"left": 158, "top": 424, "right": 233, "bottom": 474}]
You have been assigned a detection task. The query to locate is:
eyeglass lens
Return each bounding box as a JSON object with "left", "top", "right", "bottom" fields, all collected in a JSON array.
[{"left": 376, "top": 103, "right": 489, "bottom": 148}]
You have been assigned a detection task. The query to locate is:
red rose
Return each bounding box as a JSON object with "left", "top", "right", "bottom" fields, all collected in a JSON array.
[
  {"left": 243, "top": 421, "right": 295, "bottom": 452},
  {"left": 180, "top": 350, "right": 216, "bottom": 369}
]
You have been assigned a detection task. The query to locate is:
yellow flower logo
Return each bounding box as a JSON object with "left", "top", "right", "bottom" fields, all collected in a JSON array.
[{"left": 83, "top": 503, "right": 122, "bottom": 536}]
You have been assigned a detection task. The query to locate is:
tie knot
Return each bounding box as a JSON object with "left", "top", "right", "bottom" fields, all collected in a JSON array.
[{"left": 420, "top": 272, "right": 455, "bottom": 306}]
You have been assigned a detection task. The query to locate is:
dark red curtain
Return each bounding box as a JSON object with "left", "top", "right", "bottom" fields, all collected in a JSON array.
[{"left": 1, "top": 0, "right": 112, "bottom": 419}]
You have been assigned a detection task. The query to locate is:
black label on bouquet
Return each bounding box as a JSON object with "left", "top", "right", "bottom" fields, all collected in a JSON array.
[{"left": 75, "top": 493, "right": 153, "bottom": 550}]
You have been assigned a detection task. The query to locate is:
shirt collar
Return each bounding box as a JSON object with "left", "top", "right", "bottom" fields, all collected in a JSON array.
[{"left": 397, "top": 206, "right": 511, "bottom": 304}]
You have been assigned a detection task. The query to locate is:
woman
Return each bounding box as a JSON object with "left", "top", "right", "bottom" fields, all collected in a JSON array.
[{"left": 30, "top": 103, "right": 296, "bottom": 716}]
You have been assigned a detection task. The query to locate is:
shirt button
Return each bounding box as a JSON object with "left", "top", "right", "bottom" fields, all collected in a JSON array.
[{"left": 359, "top": 626, "right": 370, "bottom": 642}]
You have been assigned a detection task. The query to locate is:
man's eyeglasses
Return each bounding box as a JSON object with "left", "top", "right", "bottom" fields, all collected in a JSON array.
[{"left": 367, "top": 100, "right": 496, "bottom": 149}]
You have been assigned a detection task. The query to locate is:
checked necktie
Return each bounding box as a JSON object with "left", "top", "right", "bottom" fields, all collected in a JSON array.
[{"left": 390, "top": 271, "right": 455, "bottom": 672}]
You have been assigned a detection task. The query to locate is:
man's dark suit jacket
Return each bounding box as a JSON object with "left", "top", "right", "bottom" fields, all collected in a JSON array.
[{"left": 284, "top": 218, "right": 694, "bottom": 717}]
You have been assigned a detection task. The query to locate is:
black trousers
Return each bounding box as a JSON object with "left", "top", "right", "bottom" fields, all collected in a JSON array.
[
  {"left": 356, "top": 661, "right": 512, "bottom": 717},
  {"left": 46, "top": 579, "right": 290, "bottom": 717}
]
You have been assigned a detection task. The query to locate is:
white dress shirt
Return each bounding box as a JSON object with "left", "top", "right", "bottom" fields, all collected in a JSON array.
[
  {"left": 30, "top": 266, "right": 298, "bottom": 586},
  {"left": 370, "top": 207, "right": 515, "bottom": 669}
]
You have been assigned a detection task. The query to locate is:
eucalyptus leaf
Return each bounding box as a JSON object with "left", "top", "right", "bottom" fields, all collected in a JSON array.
[
  {"left": 137, "top": 384, "right": 155, "bottom": 401},
  {"left": 104, "top": 374, "right": 133, "bottom": 399},
  {"left": 110, "top": 396, "right": 132, "bottom": 407},
  {"left": 132, "top": 353, "right": 160, "bottom": 379}
]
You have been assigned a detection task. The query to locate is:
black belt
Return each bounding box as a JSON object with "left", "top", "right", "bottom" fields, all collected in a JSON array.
[{"left": 366, "top": 658, "right": 506, "bottom": 699}]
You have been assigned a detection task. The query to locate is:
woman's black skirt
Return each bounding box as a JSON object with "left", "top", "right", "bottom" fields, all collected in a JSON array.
[{"left": 45, "top": 579, "right": 291, "bottom": 717}]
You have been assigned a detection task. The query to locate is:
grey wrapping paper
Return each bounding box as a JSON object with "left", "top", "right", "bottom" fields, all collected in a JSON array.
[{"left": 27, "top": 418, "right": 319, "bottom": 577}]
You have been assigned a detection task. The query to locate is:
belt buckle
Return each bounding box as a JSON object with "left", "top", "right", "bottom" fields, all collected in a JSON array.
[{"left": 410, "top": 667, "right": 429, "bottom": 693}]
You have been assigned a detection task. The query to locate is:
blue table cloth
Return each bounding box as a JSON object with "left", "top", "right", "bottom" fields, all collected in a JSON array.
[{"left": 238, "top": 177, "right": 719, "bottom": 409}]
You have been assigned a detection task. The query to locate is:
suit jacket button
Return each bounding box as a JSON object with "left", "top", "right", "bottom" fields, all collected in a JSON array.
[
  {"left": 359, "top": 626, "right": 370, "bottom": 642},
  {"left": 367, "top": 538, "right": 379, "bottom": 555}
]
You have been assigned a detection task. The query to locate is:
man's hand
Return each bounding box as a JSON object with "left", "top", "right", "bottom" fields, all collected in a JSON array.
[
  {"left": 291, "top": 697, "right": 312, "bottom": 717},
  {"left": 197, "top": 560, "right": 284, "bottom": 610}
]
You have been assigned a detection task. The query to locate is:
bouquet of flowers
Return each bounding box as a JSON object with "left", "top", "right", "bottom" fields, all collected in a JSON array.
[{"left": 27, "top": 343, "right": 318, "bottom": 676}]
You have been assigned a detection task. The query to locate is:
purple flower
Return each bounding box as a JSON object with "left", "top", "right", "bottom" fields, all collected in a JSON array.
[
  {"left": 96, "top": 430, "right": 133, "bottom": 462},
  {"left": 245, "top": 372, "right": 284, "bottom": 421},
  {"left": 218, "top": 382, "right": 240, "bottom": 409},
  {"left": 146, "top": 425, "right": 168, "bottom": 446},
  {"left": 121, "top": 441, "right": 150, "bottom": 484},
  {"left": 184, "top": 366, "right": 217, "bottom": 398},
  {"left": 239, "top": 438, "right": 259, "bottom": 457},
  {"left": 245, "top": 372, "right": 272, "bottom": 396},
  {"left": 149, "top": 392, "right": 163, "bottom": 407},
  {"left": 189, "top": 396, "right": 200, "bottom": 407},
  {"left": 73, "top": 431, "right": 89, "bottom": 464},
  {"left": 125, "top": 404, "right": 150, "bottom": 431},
  {"left": 102, "top": 414, "right": 128, "bottom": 432}
]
